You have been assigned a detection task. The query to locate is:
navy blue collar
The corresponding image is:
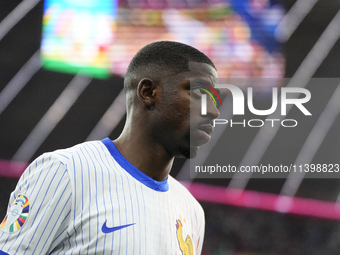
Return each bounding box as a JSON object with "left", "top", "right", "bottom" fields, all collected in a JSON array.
[{"left": 101, "top": 138, "right": 169, "bottom": 192}]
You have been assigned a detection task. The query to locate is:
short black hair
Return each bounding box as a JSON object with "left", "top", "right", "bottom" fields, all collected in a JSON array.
[{"left": 124, "top": 41, "right": 216, "bottom": 91}]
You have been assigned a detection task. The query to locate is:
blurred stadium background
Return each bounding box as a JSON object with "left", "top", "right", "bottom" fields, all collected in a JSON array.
[{"left": 1, "top": 0, "right": 340, "bottom": 254}]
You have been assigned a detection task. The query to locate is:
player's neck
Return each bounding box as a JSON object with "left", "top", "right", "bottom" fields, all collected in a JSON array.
[{"left": 112, "top": 132, "right": 174, "bottom": 182}]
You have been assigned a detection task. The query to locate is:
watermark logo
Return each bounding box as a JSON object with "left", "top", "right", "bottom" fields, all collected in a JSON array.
[
  {"left": 200, "top": 84, "right": 311, "bottom": 128},
  {"left": 197, "top": 82, "right": 222, "bottom": 115}
]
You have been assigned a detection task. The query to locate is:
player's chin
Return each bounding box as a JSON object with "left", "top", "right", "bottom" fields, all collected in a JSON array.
[
  {"left": 175, "top": 144, "right": 197, "bottom": 159},
  {"left": 188, "top": 145, "right": 199, "bottom": 158},
  {"left": 176, "top": 133, "right": 209, "bottom": 158},
  {"left": 191, "top": 129, "right": 211, "bottom": 147},
  {"left": 186, "top": 138, "right": 211, "bottom": 158}
]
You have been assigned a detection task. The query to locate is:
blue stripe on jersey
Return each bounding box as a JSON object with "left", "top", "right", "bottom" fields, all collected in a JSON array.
[
  {"left": 133, "top": 182, "right": 141, "bottom": 255},
  {"left": 140, "top": 184, "right": 147, "bottom": 253},
  {"left": 88, "top": 142, "right": 107, "bottom": 255},
  {"left": 38, "top": 183, "right": 72, "bottom": 254},
  {"left": 79, "top": 147, "right": 92, "bottom": 255},
  {"left": 71, "top": 155, "right": 78, "bottom": 250},
  {"left": 52, "top": 210, "right": 71, "bottom": 243},
  {"left": 96, "top": 142, "right": 116, "bottom": 254},
  {"left": 101, "top": 138, "right": 169, "bottom": 192},
  {"left": 83, "top": 145, "right": 100, "bottom": 255},
  {"left": 76, "top": 150, "right": 85, "bottom": 251},
  {"left": 22, "top": 162, "right": 65, "bottom": 255},
  {"left": 55, "top": 241, "right": 65, "bottom": 255}
]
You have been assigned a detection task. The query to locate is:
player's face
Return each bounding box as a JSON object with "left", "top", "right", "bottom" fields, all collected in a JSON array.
[{"left": 154, "top": 62, "right": 220, "bottom": 158}]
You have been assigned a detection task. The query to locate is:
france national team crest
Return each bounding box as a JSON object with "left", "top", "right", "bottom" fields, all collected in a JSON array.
[
  {"left": 176, "top": 216, "right": 193, "bottom": 255},
  {"left": 0, "top": 195, "right": 29, "bottom": 233}
]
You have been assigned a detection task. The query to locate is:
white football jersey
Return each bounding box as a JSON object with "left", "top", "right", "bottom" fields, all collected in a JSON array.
[{"left": 0, "top": 138, "right": 205, "bottom": 255}]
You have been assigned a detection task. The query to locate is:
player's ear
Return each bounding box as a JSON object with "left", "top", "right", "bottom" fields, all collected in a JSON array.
[{"left": 137, "top": 78, "right": 158, "bottom": 110}]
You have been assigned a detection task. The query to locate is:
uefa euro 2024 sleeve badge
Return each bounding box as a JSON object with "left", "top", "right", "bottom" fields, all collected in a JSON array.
[{"left": 0, "top": 195, "right": 29, "bottom": 233}]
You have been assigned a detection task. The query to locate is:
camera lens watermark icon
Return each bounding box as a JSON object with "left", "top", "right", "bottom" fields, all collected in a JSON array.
[{"left": 194, "top": 82, "right": 222, "bottom": 115}]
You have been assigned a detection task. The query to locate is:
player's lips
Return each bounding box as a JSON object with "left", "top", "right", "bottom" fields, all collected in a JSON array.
[
  {"left": 197, "top": 124, "right": 213, "bottom": 135},
  {"left": 195, "top": 124, "right": 214, "bottom": 145}
]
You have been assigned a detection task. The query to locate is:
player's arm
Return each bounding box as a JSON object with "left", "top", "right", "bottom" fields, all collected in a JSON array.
[{"left": 0, "top": 153, "right": 72, "bottom": 255}]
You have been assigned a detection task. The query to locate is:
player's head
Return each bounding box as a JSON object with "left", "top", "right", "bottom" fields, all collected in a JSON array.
[{"left": 124, "top": 41, "right": 220, "bottom": 158}]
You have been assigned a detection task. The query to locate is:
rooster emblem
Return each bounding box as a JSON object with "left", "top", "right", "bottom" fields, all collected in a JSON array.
[{"left": 176, "top": 219, "right": 193, "bottom": 255}]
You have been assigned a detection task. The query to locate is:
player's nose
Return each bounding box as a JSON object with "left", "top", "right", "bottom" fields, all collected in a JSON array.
[{"left": 206, "top": 97, "right": 220, "bottom": 120}]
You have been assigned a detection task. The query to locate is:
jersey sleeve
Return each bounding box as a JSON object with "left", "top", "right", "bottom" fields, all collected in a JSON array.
[{"left": 0, "top": 153, "right": 73, "bottom": 255}]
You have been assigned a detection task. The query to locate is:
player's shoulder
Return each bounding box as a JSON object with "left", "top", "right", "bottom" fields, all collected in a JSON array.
[
  {"left": 168, "top": 176, "right": 204, "bottom": 211},
  {"left": 168, "top": 175, "right": 192, "bottom": 195},
  {"left": 44, "top": 140, "right": 106, "bottom": 165}
]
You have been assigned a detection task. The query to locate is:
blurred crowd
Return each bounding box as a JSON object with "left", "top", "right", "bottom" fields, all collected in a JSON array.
[{"left": 201, "top": 202, "right": 340, "bottom": 255}]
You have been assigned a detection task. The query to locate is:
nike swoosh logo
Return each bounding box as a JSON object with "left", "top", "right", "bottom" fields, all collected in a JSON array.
[{"left": 102, "top": 220, "right": 135, "bottom": 234}]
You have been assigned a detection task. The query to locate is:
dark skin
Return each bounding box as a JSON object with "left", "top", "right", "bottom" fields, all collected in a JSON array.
[{"left": 113, "top": 62, "right": 220, "bottom": 181}]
